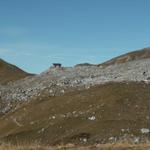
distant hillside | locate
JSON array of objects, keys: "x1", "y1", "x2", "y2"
[
  {"x1": 0, "y1": 58, "x2": 32, "y2": 84},
  {"x1": 100, "y1": 48, "x2": 150, "y2": 66}
]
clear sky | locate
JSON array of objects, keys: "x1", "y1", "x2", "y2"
[{"x1": 0, "y1": 0, "x2": 150, "y2": 73}]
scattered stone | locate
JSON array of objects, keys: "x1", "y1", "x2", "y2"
[
  {"x1": 88, "y1": 116, "x2": 96, "y2": 121},
  {"x1": 140, "y1": 128, "x2": 150, "y2": 134}
]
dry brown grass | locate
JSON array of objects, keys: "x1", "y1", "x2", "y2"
[
  {"x1": 100, "y1": 47, "x2": 150, "y2": 66},
  {"x1": 0, "y1": 143, "x2": 150, "y2": 150},
  {"x1": 1, "y1": 82, "x2": 150, "y2": 145}
]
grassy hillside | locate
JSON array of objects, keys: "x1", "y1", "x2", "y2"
[
  {"x1": 0, "y1": 59, "x2": 32, "y2": 84},
  {"x1": 0, "y1": 82, "x2": 150, "y2": 145}
]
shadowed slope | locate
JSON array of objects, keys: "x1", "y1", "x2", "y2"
[
  {"x1": 0, "y1": 59, "x2": 33, "y2": 84},
  {"x1": 0, "y1": 82, "x2": 150, "y2": 145}
]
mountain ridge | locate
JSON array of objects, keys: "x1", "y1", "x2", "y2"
[{"x1": 99, "y1": 47, "x2": 150, "y2": 66}]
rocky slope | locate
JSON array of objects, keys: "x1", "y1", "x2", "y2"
[
  {"x1": 1, "y1": 49, "x2": 150, "y2": 113},
  {"x1": 0, "y1": 58, "x2": 150, "y2": 113}
]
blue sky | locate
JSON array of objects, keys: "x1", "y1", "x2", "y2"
[{"x1": 0, "y1": 0, "x2": 150, "y2": 73}]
